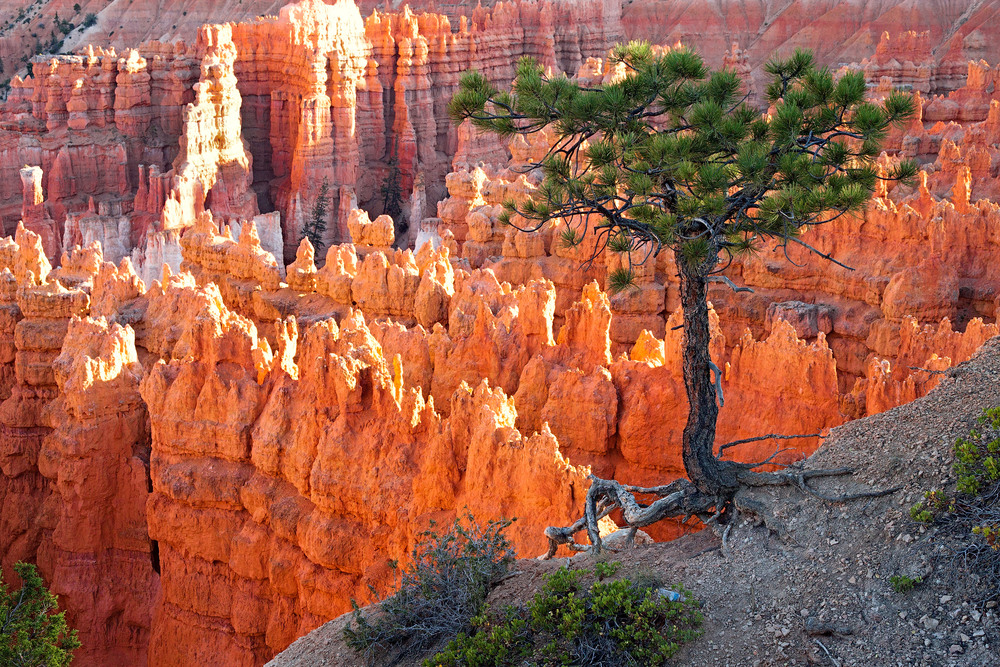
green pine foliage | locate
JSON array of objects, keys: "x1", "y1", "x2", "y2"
[
  {"x1": 426, "y1": 564, "x2": 702, "y2": 667},
  {"x1": 450, "y1": 43, "x2": 917, "y2": 290},
  {"x1": 304, "y1": 179, "x2": 331, "y2": 256},
  {"x1": 450, "y1": 42, "x2": 915, "y2": 512},
  {"x1": 0, "y1": 562, "x2": 80, "y2": 667}
]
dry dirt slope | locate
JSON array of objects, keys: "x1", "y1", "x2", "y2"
[{"x1": 269, "y1": 337, "x2": 1000, "y2": 667}]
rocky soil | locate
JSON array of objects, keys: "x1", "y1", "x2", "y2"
[{"x1": 270, "y1": 337, "x2": 1000, "y2": 667}]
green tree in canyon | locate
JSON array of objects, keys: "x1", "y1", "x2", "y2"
[
  {"x1": 1, "y1": 562, "x2": 79, "y2": 667},
  {"x1": 305, "y1": 178, "x2": 331, "y2": 256},
  {"x1": 450, "y1": 44, "x2": 916, "y2": 554}
]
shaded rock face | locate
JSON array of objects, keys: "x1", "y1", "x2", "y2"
[
  {"x1": 0, "y1": 2, "x2": 999, "y2": 666},
  {"x1": 0, "y1": 0, "x2": 624, "y2": 272},
  {"x1": 620, "y1": 1, "x2": 1000, "y2": 94}
]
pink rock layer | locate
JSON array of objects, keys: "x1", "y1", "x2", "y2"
[{"x1": 0, "y1": 2, "x2": 997, "y2": 667}]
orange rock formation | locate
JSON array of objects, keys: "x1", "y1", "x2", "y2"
[{"x1": 0, "y1": 2, "x2": 999, "y2": 667}]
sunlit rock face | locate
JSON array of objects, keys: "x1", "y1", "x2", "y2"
[{"x1": 1, "y1": 1, "x2": 1000, "y2": 665}]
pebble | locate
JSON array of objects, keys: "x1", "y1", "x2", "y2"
[
  {"x1": 949, "y1": 644, "x2": 963, "y2": 655},
  {"x1": 940, "y1": 595, "x2": 953, "y2": 604}
]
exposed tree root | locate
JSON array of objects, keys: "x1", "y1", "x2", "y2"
[{"x1": 540, "y1": 460, "x2": 902, "y2": 559}]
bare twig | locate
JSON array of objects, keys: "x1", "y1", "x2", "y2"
[
  {"x1": 718, "y1": 432, "x2": 823, "y2": 456},
  {"x1": 908, "y1": 366, "x2": 949, "y2": 375},
  {"x1": 785, "y1": 236, "x2": 856, "y2": 271},
  {"x1": 814, "y1": 638, "x2": 841, "y2": 667},
  {"x1": 709, "y1": 359, "x2": 724, "y2": 407},
  {"x1": 708, "y1": 275, "x2": 754, "y2": 293}
]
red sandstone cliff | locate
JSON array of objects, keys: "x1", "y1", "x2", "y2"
[
  {"x1": 621, "y1": 1, "x2": 1000, "y2": 95},
  {"x1": 0, "y1": 2, "x2": 998, "y2": 666}
]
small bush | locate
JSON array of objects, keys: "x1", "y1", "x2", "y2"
[
  {"x1": 890, "y1": 574, "x2": 922, "y2": 593},
  {"x1": 428, "y1": 564, "x2": 702, "y2": 667},
  {"x1": 954, "y1": 411, "x2": 1000, "y2": 495},
  {"x1": 911, "y1": 407, "x2": 1000, "y2": 601},
  {"x1": 343, "y1": 514, "x2": 516, "y2": 665},
  {"x1": 910, "y1": 490, "x2": 949, "y2": 523},
  {"x1": 81, "y1": 13, "x2": 97, "y2": 28},
  {"x1": 594, "y1": 560, "x2": 620, "y2": 580}
]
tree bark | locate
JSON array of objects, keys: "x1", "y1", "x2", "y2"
[{"x1": 678, "y1": 258, "x2": 738, "y2": 498}]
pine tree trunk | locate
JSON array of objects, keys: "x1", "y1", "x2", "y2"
[{"x1": 678, "y1": 259, "x2": 738, "y2": 498}]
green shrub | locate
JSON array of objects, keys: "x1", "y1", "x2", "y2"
[
  {"x1": 910, "y1": 407, "x2": 1000, "y2": 601},
  {"x1": 909, "y1": 490, "x2": 949, "y2": 523},
  {"x1": 81, "y1": 13, "x2": 97, "y2": 28},
  {"x1": 427, "y1": 564, "x2": 702, "y2": 667},
  {"x1": 954, "y1": 408, "x2": 1000, "y2": 495},
  {"x1": 343, "y1": 514, "x2": 516, "y2": 665},
  {"x1": 890, "y1": 575, "x2": 922, "y2": 593},
  {"x1": 0, "y1": 562, "x2": 80, "y2": 667},
  {"x1": 594, "y1": 560, "x2": 621, "y2": 580}
]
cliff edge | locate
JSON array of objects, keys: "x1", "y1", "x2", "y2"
[{"x1": 269, "y1": 337, "x2": 1000, "y2": 667}]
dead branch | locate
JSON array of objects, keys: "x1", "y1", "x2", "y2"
[
  {"x1": 814, "y1": 638, "x2": 841, "y2": 667},
  {"x1": 709, "y1": 359, "x2": 724, "y2": 407},
  {"x1": 805, "y1": 617, "x2": 853, "y2": 636},
  {"x1": 708, "y1": 275, "x2": 754, "y2": 293},
  {"x1": 908, "y1": 365, "x2": 949, "y2": 375},
  {"x1": 718, "y1": 432, "x2": 823, "y2": 456}
]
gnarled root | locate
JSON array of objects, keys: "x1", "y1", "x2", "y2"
[
  {"x1": 540, "y1": 463, "x2": 902, "y2": 559},
  {"x1": 736, "y1": 466, "x2": 903, "y2": 502},
  {"x1": 540, "y1": 476, "x2": 718, "y2": 559}
]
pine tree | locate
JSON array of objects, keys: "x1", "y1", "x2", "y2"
[
  {"x1": 451, "y1": 43, "x2": 917, "y2": 554},
  {"x1": 381, "y1": 146, "x2": 404, "y2": 223},
  {"x1": 0, "y1": 562, "x2": 80, "y2": 667},
  {"x1": 304, "y1": 178, "x2": 331, "y2": 256}
]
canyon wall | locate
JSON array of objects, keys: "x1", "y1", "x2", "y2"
[
  {"x1": 1, "y1": 139, "x2": 996, "y2": 665},
  {"x1": 0, "y1": 0, "x2": 623, "y2": 276},
  {"x1": 620, "y1": 0, "x2": 1000, "y2": 94},
  {"x1": 0, "y1": 211, "x2": 859, "y2": 666},
  {"x1": 0, "y1": 2, "x2": 998, "y2": 667}
]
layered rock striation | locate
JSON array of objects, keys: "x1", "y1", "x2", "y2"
[{"x1": 0, "y1": 2, "x2": 998, "y2": 667}]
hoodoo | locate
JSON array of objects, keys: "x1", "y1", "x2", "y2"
[{"x1": 0, "y1": 1, "x2": 998, "y2": 666}]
